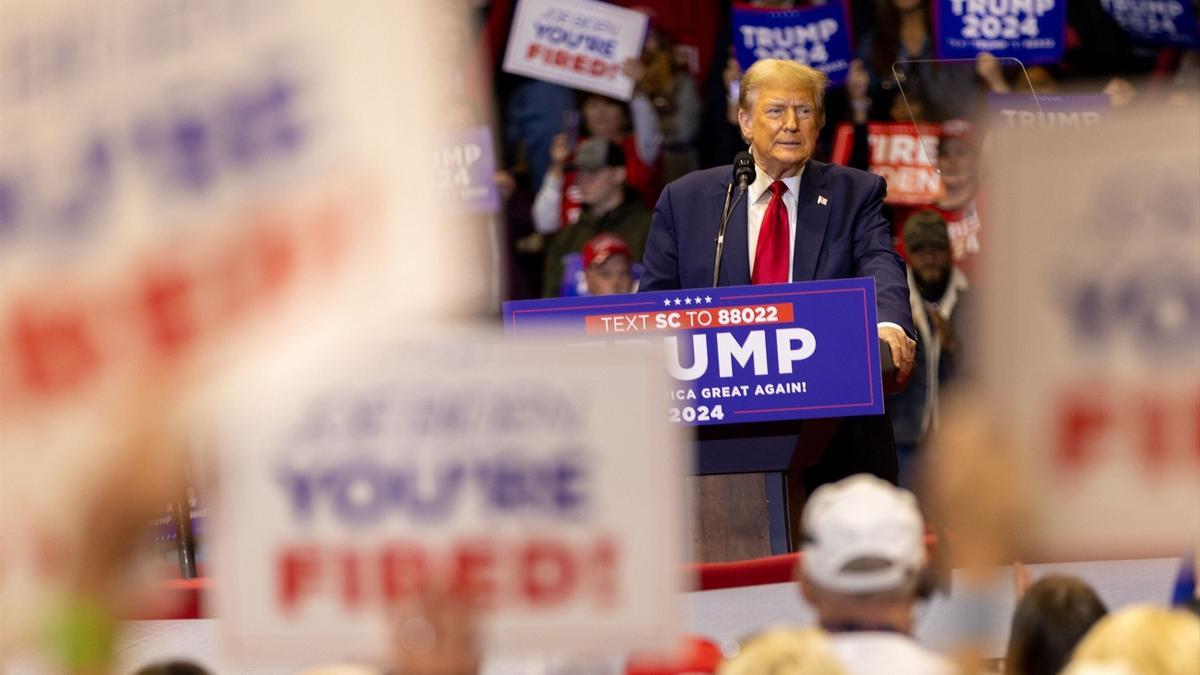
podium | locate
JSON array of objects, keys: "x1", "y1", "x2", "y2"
[
  {"x1": 691, "y1": 339, "x2": 901, "y2": 561},
  {"x1": 503, "y1": 278, "x2": 896, "y2": 562}
]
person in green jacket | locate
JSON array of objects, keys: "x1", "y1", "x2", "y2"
[{"x1": 542, "y1": 137, "x2": 651, "y2": 297}]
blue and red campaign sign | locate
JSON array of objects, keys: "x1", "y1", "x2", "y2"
[
  {"x1": 1100, "y1": 0, "x2": 1200, "y2": 48},
  {"x1": 502, "y1": 0, "x2": 649, "y2": 101},
  {"x1": 731, "y1": 2, "x2": 854, "y2": 87},
  {"x1": 504, "y1": 278, "x2": 885, "y2": 426},
  {"x1": 436, "y1": 126, "x2": 500, "y2": 214},
  {"x1": 934, "y1": 0, "x2": 1066, "y2": 64},
  {"x1": 988, "y1": 92, "x2": 1110, "y2": 130}
]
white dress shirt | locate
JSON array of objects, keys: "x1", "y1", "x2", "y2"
[{"x1": 745, "y1": 161, "x2": 905, "y2": 336}]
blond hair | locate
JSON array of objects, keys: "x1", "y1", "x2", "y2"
[
  {"x1": 718, "y1": 627, "x2": 847, "y2": 675},
  {"x1": 1062, "y1": 605, "x2": 1200, "y2": 675},
  {"x1": 738, "y1": 59, "x2": 829, "y2": 128}
]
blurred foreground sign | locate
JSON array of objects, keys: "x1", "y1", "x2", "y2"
[
  {"x1": 0, "y1": 0, "x2": 462, "y2": 647},
  {"x1": 0, "y1": 0, "x2": 456, "y2": 412},
  {"x1": 207, "y1": 330, "x2": 683, "y2": 662},
  {"x1": 982, "y1": 103, "x2": 1200, "y2": 557}
]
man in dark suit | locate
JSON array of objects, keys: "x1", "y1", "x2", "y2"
[{"x1": 641, "y1": 59, "x2": 916, "y2": 496}]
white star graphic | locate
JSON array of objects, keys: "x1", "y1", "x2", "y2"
[
  {"x1": 705, "y1": 296, "x2": 713, "y2": 304},
  {"x1": 694, "y1": 296, "x2": 703, "y2": 305},
  {"x1": 663, "y1": 299, "x2": 672, "y2": 307},
  {"x1": 674, "y1": 298, "x2": 682, "y2": 306},
  {"x1": 684, "y1": 297, "x2": 693, "y2": 305}
]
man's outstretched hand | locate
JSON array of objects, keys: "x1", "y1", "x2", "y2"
[{"x1": 879, "y1": 325, "x2": 916, "y2": 384}]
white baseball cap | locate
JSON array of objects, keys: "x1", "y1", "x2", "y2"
[{"x1": 800, "y1": 474, "x2": 926, "y2": 594}]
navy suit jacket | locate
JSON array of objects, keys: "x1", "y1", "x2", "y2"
[{"x1": 640, "y1": 161, "x2": 914, "y2": 336}]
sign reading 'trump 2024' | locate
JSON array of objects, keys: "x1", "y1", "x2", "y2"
[
  {"x1": 934, "y1": 0, "x2": 1066, "y2": 63},
  {"x1": 504, "y1": 278, "x2": 885, "y2": 426}
]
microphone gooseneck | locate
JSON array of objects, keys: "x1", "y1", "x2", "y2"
[{"x1": 713, "y1": 153, "x2": 756, "y2": 287}]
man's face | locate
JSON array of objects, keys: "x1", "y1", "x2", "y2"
[
  {"x1": 585, "y1": 255, "x2": 634, "y2": 296},
  {"x1": 937, "y1": 137, "x2": 978, "y2": 190},
  {"x1": 582, "y1": 97, "x2": 623, "y2": 139},
  {"x1": 738, "y1": 86, "x2": 820, "y2": 178},
  {"x1": 576, "y1": 166, "x2": 624, "y2": 206},
  {"x1": 890, "y1": 93, "x2": 926, "y2": 123},
  {"x1": 908, "y1": 244, "x2": 951, "y2": 290}
]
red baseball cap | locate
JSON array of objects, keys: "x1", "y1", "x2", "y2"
[
  {"x1": 583, "y1": 232, "x2": 633, "y2": 269},
  {"x1": 940, "y1": 118, "x2": 977, "y2": 148}
]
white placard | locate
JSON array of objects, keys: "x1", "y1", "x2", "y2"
[
  {"x1": 982, "y1": 102, "x2": 1200, "y2": 558},
  {"x1": 0, "y1": 0, "x2": 467, "y2": 648},
  {"x1": 502, "y1": 0, "x2": 648, "y2": 101},
  {"x1": 206, "y1": 329, "x2": 684, "y2": 663}
]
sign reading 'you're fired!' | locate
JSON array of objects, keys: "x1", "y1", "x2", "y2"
[
  {"x1": 504, "y1": 278, "x2": 885, "y2": 426},
  {"x1": 208, "y1": 332, "x2": 683, "y2": 662}
]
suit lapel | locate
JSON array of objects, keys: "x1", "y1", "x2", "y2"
[
  {"x1": 715, "y1": 180, "x2": 750, "y2": 286},
  {"x1": 793, "y1": 160, "x2": 832, "y2": 282}
]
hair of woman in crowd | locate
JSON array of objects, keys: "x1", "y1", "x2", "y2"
[
  {"x1": 1004, "y1": 575, "x2": 1108, "y2": 675},
  {"x1": 1063, "y1": 605, "x2": 1200, "y2": 675}
]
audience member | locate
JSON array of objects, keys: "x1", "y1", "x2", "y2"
[
  {"x1": 607, "y1": 0, "x2": 722, "y2": 87},
  {"x1": 932, "y1": 120, "x2": 981, "y2": 259},
  {"x1": 890, "y1": 119, "x2": 983, "y2": 276},
  {"x1": 718, "y1": 628, "x2": 846, "y2": 675},
  {"x1": 532, "y1": 91, "x2": 662, "y2": 237},
  {"x1": 541, "y1": 138, "x2": 651, "y2": 297},
  {"x1": 1004, "y1": 575, "x2": 1108, "y2": 675},
  {"x1": 798, "y1": 475, "x2": 957, "y2": 674},
  {"x1": 627, "y1": 25, "x2": 702, "y2": 183},
  {"x1": 1062, "y1": 605, "x2": 1200, "y2": 675},
  {"x1": 494, "y1": 169, "x2": 544, "y2": 301},
  {"x1": 1062, "y1": 0, "x2": 1160, "y2": 79},
  {"x1": 976, "y1": 52, "x2": 1012, "y2": 94},
  {"x1": 858, "y1": 0, "x2": 976, "y2": 121},
  {"x1": 582, "y1": 232, "x2": 636, "y2": 296},
  {"x1": 888, "y1": 210, "x2": 970, "y2": 490},
  {"x1": 504, "y1": 79, "x2": 579, "y2": 192},
  {"x1": 842, "y1": 58, "x2": 932, "y2": 173}
]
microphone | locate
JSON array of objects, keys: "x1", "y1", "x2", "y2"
[
  {"x1": 713, "y1": 152, "x2": 756, "y2": 287},
  {"x1": 733, "y1": 151, "x2": 756, "y2": 192}
]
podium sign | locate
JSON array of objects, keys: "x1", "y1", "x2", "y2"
[{"x1": 504, "y1": 278, "x2": 884, "y2": 426}]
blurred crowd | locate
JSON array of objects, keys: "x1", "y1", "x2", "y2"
[{"x1": 479, "y1": 0, "x2": 1199, "y2": 303}]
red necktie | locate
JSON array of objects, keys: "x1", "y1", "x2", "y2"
[{"x1": 751, "y1": 180, "x2": 790, "y2": 284}]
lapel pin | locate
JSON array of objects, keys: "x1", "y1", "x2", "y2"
[{"x1": 817, "y1": 195, "x2": 828, "y2": 206}]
